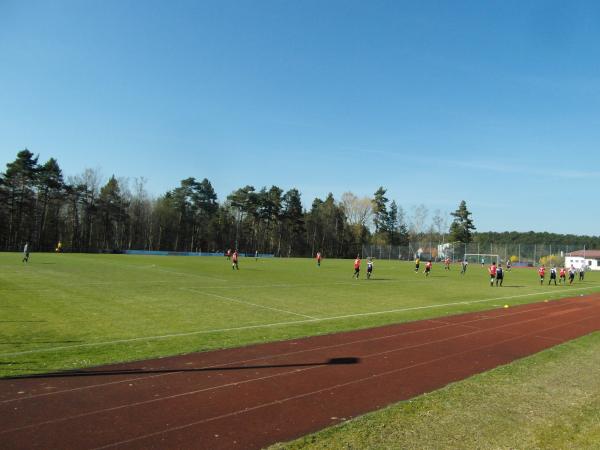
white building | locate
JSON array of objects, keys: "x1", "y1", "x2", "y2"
[{"x1": 565, "y1": 250, "x2": 600, "y2": 271}]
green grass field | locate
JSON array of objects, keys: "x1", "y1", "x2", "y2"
[
  {"x1": 3, "y1": 252, "x2": 600, "y2": 448},
  {"x1": 2, "y1": 252, "x2": 599, "y2": 378}
]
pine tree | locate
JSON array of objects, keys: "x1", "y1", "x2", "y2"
[
  {"x1": 372, "y1": 187, "x2": 389, "y2": 234},
  {"x1": 449, "y1": 200, "x2": 476, "y2": 243}
]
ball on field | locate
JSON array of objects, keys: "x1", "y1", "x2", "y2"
[{"x1": 503, "y1": 304, "x2": 509, "y2": 308}]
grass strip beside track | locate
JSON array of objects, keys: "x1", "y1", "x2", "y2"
[{"x1": 270, "y1": 330, "x2": 600, "y2": 450}]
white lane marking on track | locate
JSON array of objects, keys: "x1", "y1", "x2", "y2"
[
  {"x1": 31, "y1": 309, "x2": 600, "y2": 449},
  {"x1": 1, "y1": 285, "x2": 599, "y2": 357},
  {"x1": 0, "y1": 303, "x2": 584, "y2": 404},
  {"x1": 3, "y1": 301, "x2": 591, "y2": 435},
  {"x1": 183, "y1": 289, "x2": 318, "y2": 320}
]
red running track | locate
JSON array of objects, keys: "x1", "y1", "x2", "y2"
[{"x1": 2, "y1": 294, "x2": 600, "y2": 450}]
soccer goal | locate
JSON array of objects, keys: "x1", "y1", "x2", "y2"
[{"x1": 464, "y1": 253, "x2": 499, "y2": 265}]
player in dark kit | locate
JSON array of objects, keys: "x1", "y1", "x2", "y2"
[
  {"x1": 366, "y1": 258, "x2": 373, "y2": 279},
  {"x1": 549, "y1": 267, "x2": 557, "y2": 285},
  {"x1": 495, "y1": 263, "x2": 504, "y2": 286},
  {"x1": 22, "y1": 242, "x2": 30, "y2": 263}
]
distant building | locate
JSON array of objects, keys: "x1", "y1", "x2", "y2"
[{"x1": 565, "y1": 250, "x2": 600, "y2": 271}]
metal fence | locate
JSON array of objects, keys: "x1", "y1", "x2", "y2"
[{"x1": 362, "y1": 242, "x2": 590, "y2": 266}]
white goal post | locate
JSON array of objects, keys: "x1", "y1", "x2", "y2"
[{"x1": 464, "y1": 253, "x2": 500, "y2": 265}]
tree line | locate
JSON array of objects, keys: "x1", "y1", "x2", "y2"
[{"x1": 1, "y1": 150, "x2": 597, "y2": 256}]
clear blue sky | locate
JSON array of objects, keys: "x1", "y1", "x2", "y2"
[{"x1": 1, "y1": 0, "x2": 599, "y2": 235}]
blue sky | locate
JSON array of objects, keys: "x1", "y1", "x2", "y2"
[{"x1": 1, "y1": 0, "x2": 599, "y2": 235}]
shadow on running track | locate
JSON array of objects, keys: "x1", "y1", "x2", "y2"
[{"x1": 5, "y1": 357, "x2": 361, "y2": 380}]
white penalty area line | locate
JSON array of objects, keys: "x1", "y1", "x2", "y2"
[
  {"x1": 182, "y1": 288, "x2": 318, "y2": 320},
  {"x1": 2, "y1": 285, "x2": 599, "y2": 358}
]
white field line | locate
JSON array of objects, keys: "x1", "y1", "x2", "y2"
[
  {"x1": 150, "y1": 267, "x2": 228, "y2": 283},
  {"x1": 7, "y1": 280, "x2": 600, "y2": 294},
  {"x1": 0, "y1": 278, "x2": 427, "y2": 292},
  {"x1": 78, "y1": 256, "x2": 229, "y2": 283},
  {"x1": 184, "y1": 288, "x2": 318, "y2": 320},
  {"x1": 1, "y1": 285, "x2": 599, "y2": 357}
]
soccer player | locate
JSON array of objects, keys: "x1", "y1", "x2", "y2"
[
  {"x1": 549, "y1": 266, "x2": 557, "y2": 286},
  {"x1": 569, "y1": 266, "x2": 576, "y2": 285},
  {"x1": 353, "y1": 255, "x2": 361, "y2": 279},
  {"x1": 495, "y1": 263, "x2": 504, "y2": 286},
  {"x1": 506, "y1": 259, "x2": 512, "y2": 271},
  {"x1": 444, "y1": 257, "x2": 450, "y2": 270},
  {"x1": 460, "y1": 259, "x2": 468, "y2": 275},
  {"x1": 232, "y1": 250, "x2": 239, "y2": 270},
  {"x1": 414, "y1": 257, "x2": 420, "y2": 273},
  {"x1": 488, "y1": 262, "x2": 497, "y2": 287},
  {"x1": 579, "y1": 265, "x2": 585, "y2": 281},
  {"x1": 316, "y1": 251, "x2": 322, "y2": 267},
  {"x1": 366, "y1": 258, "x2": 373, "y2": 279},
  {"x1": 22, "y1": 242, "x2": 29, "y2": 263},
  {"x1": 55, "y1": 240, "x2": 62, "y2": 253},
  {"x1": 255, "y1": 250, "x2": 259, "y2": 261},
  {"x1": 226, "y1": 249, "x2": 231, "y2": 260},
  {"x1": 559, "y1": 267, "x2": 566, "y2": 284},
  {"x1": 538, "y1": 265, "x2": 545, "y2": 285},
  {"x1": 424, "y1": 260, "x2": 432, "y2": 277},
  {"x1": 481, "y1": 257, "x2": 485, "y2": 267}
]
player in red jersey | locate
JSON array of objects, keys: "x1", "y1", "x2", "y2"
[
  {"x1": 559, "y1": 267, "x2": 566, "y2": 284},
  {"x1": 316, "y1": 251, "x2": 322, "y2": 267},
  {"x1": 353, "y1": 256, "x2": 361, "y2": 279},
  {"x1": 538, "y1": 265, "x2": 545, "y2": 285},
  {"x1": 488, "y1": 262, "x2": 497, "y2": 287},
  {"x1": 424, "y1": 260, "x2": 432, "y2": 277},
  {"x1": 444, "y1": 257, "x2": 450, "y2": 270},
  {"x1": 232, "y1": 250, "x2": 239, "y2": 270}
]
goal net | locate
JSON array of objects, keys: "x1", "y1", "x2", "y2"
[{"x1": 464, "y1": 253, "x2": 499, "y2": 265}]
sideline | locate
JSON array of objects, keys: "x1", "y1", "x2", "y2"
[
  {"x1": 183, "y1": 288, "x2": 318, "y2": 320},
  {"x1": 1, "y1": 285, "x2": 599, "y2": 357}
]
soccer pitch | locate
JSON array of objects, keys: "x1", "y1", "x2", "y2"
[{"x1": 1, "y1": 253, "x2": 600, "y2": 378}]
